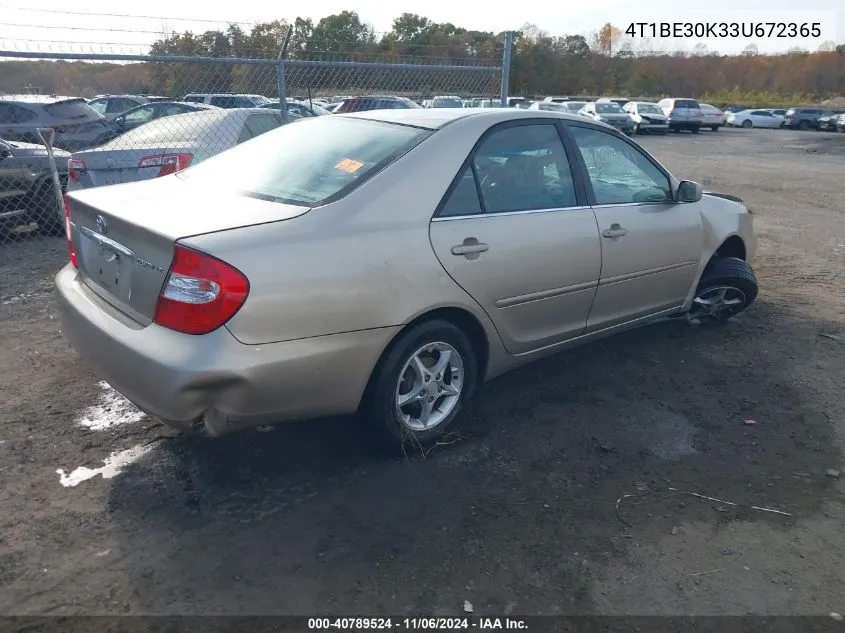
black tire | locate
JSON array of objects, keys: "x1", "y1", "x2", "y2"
[
  {"x1": 711, "y1": 125, "x2": 719, "y2": 131},
  {"x1": 363, "y1": 319, "x2": 479, "y2": 449},
  {"x1": 27, "y1": 183, "x2": 64, "y2": 236},
  {"x1": 798, "y1": 120, "x2": 809, "y2": 131},
  {"x1": 691, "y1": 257, "x2": 758, "y2": 325},
  {"x1": 691, "y1": 126, "x2": 700, "y2": 134},
  {"x1": 741, "y1": 119, "x2": 752, "y2": 128}
]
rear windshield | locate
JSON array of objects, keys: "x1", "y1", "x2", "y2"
[
  {"x1": 596, "y1": 103, "x2": 624, "y2": 113},
  {"x1": 637, "y1": 104, "x2": 663, "y2": 114},
  {"x1": 673, "y1": 100, "x2": 699, "y2": 109},
  {"x1": 178, "y1": 116, "x2": 431, "y2": 207},
  {"x1": 431, "y1": 97, "x2": 463, "y2": 108},
  {"x1": 44, "y1": 99, "x2": 99, "y2": 120},
  {"x1": 102, "y1": 111, "x2": 233, "y2": 146}
]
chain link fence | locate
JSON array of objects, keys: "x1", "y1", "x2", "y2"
[{"x1": 0, "y1": 44, "x2": 509, "y2": 247}]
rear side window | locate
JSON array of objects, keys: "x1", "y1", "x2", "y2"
[
  {"x1": 440, "y1": 167, "x2": 483, "y2": 217},
  {"x1": 243, "y1": 113, "x2": 282, "y2": 139},
  {"x1": 0, "y1": 103, "x2": 37, "y2": 123},
  {"x1": 44, "y1": 99, "x2": 98, "y2": 120},
  {"x1": 178, "y1": 116, "x2": 431, "y2": 207}
]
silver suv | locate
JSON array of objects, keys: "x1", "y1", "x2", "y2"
[
  {"x1": 657, "y1": 98, "x2": 704, "y2": 133},
  {"x1": 0, "y1": 96, "x2": 113, "y2": 151},
  {"x1": 182, "y1": 93, "x2": 272, "y2": 108}
]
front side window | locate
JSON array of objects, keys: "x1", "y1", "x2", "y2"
[
  {"x1": 124, "y1": 106, "x2": 155, "y2": 125},
  {"x1": 178, "y1": 116, "x2": 431, "y2": 207},
  {"x1": 471, "y1": 124, "x2": 578, "y2": 214},
  {"x1": 569, "y1": 125, "x2": 672, "y2": 205}
]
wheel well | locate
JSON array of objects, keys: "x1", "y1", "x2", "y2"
[
  {"x1": 714, "y1": 236, "x2": 746, "y2": 261},
  {"x1": 400, "y1": 307, "x2": 490, "y2": 380}
]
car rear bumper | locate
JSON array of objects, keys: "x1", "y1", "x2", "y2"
[
  {"x1": 668, "y1": 120, "x2": 700, "y2": 130},
  {"x1": 56, "y1": 264, "x2": 397, "y2": 434}
]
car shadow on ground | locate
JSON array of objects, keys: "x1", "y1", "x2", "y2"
[{"x1": 105, "y1": 298, "x2": 842, "y2": 615}]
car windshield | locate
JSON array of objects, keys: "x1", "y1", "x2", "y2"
[
  {"x1": 596, "y1": 103, "x2": 624, "y2": 113},
  {"x1": 178, "y1": 116, "x2": 431, "y2": 207},
  {"x1": 637, "y1": 104, "x2": 663, "y2": 114}
]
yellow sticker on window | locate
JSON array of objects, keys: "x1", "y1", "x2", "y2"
[{"x1": 335, "y1": 158, "x2": 365, "y2": 174}]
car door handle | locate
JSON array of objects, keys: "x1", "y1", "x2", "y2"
[
  {"x1": 451, "y1": 238, "x2": 489, "y2": 259},
  {"x1": 602, "y1": 224, "x2": 628, "y2": 239}
]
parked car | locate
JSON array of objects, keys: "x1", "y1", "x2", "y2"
[
  {"x1": 323, "y1": 103, "x2": 341, "y2": 113},
  {"x1": 334, "y1": 95, "x2": 421, "y2": 113},
  {"x1": 579, "y1": 101, "x2": 634, "y2": 134},
  {"x1": 726, "y1": 109, "x2": 783, "y2": 128},
  {"x1": 815, "y1": 111, "x2": 844, "y2": 131},
  {"x1": 507, "y1": 97, "x2": 530, "y2": 108},
  {"x1": 259, "y1": 100, "x2": 331, "y2": 118},
  {"x1": 835, "y1": 113, "x2": 845, "y2": 133},
  {"x1": 0, "y1": 95, "x2": 113, "y2": 151},
  {"x1": 429, "y1": 96, "x2": 464, "y2": 108},
  {"x1": 66, "y1": 108, "x2": 285, "y2": 194},
  {"x1": 782, "y1": 108, "x2": 827, "y2": 130},
  {"x1": 622, "y1": 101, "x2": 669, "y2": 134},
  {"x1": 111, "y1": 101, "x2": 218, "y2": 136},
  {"x1": 56, "y1": 108, "x2": 758, "y2": 445},
  {"x1": 0, "y1": 137, "x2": 68, "y2": 234},
  {"x1": 87, "y1": 95, "x2": 169, "y2": 120},
  {"x1": 657, "y1": 98, "x2": 703, "y2": 133},
  {"x1": 182, "y1": 93, "x2": 272, "y2": 108},
  {"x1": 698, "y1": 103, "x2": 725, "y2": 131},
  {"x1": 473, "y1": 99, "x2": 505, "y2": 108}
]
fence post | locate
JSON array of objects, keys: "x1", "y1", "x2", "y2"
[
  {"x1": 277, "y1": 27, "x2": 293, "y2": 121},
  {"x1": 500, "y1": 31, "x2": 514, "y2": 106}
]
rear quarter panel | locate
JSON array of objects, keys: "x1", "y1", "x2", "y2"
[{"x1": 182, "y1": 115, "x2": 505, "y2": 350}]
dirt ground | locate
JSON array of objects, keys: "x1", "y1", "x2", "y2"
[{"x1": 1, "y1": 127, "x2": 844, "y2": 618}]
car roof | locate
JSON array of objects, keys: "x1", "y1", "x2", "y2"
[
  {"x1": 0, "y1": 95, "x2": 84, "y2": 104},
  {"x1": 339, "y1": 108, "x2": 603, "y2": 130}
]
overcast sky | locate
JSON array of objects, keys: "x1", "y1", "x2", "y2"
[{"x1": 0, "y1": 0, "x2": 842, "y2": 55}]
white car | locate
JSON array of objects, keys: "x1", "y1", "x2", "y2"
[
  {"x1": 622, "y1": 102, "x2": 669, "y2": 134},
  {"x1": 699, "y1": 103, "x2": 726, "y2": 131},
  {"x1": 726, "y1": 109, "x2": 784, "y2": 128},
  {"x1": 528, "y1": 101, "x2": 587, "y2": 116}
]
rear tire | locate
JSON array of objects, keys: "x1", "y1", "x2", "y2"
[
  {"x1": 691, "y1": 126, "x2": 700, "y2": 134},
  {"x1": 689, "y1": 257, "x2": 758, "y2": 325},
  {"x1": 27, "y1": 183, "x2": 64, "y2": 236},
  {"x1": 798, "y1": 120, "x2": 809, "y2": 131},
  {"x1": 363, "y1": 319, "x2": 478, "y2": 450},
  {"x1": 711, "y1": 125, "x2": 719, "y2": 131}
]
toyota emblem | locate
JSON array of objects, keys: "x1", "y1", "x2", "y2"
[{"x1": 96, "y1": 215, "x2": 108, "y2": 234}]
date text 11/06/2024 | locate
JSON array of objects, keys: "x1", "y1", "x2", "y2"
[
  {"x1": 308, "y1": 617, "x2": 528, "y2": 630},
  {"x1": 625, "y1": 22, "x2": 822, "y2": 38}
]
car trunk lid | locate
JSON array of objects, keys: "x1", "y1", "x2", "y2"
[
  {"x1": 67, "y1": 175, "x2": 310, "y2": 324},
  {"x1": 73, "y1": 144, "x2": 198, "y2": 188}
]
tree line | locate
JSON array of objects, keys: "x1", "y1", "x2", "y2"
[{"x1": 2, "y1": 12, "x2": 844, "y2": 106}]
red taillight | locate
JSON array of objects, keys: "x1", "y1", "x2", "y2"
[
  {"x1": 153, "y1": 245, "x2": 249, "y2": 335},
  {"x1": 138, "y1": 153, "x2": 193, "y2": 178},
  {"x1": 64, "y1": 195, "x2": 78, "y2": 268},
  {"x1": 68, "y1": 158, "x2": 86, "y2": 182}
]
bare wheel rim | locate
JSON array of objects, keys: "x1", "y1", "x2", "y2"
[
  {"x1": 395, "y1": 342, "x2": 464, "y2": 432},
  {"x1": 691, "y1": 285, "x2": 747, "y2": 320}
]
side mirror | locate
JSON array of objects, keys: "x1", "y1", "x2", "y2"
[{"x1": 677, "y1": 180, "x2": 703, "y2": 203}]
